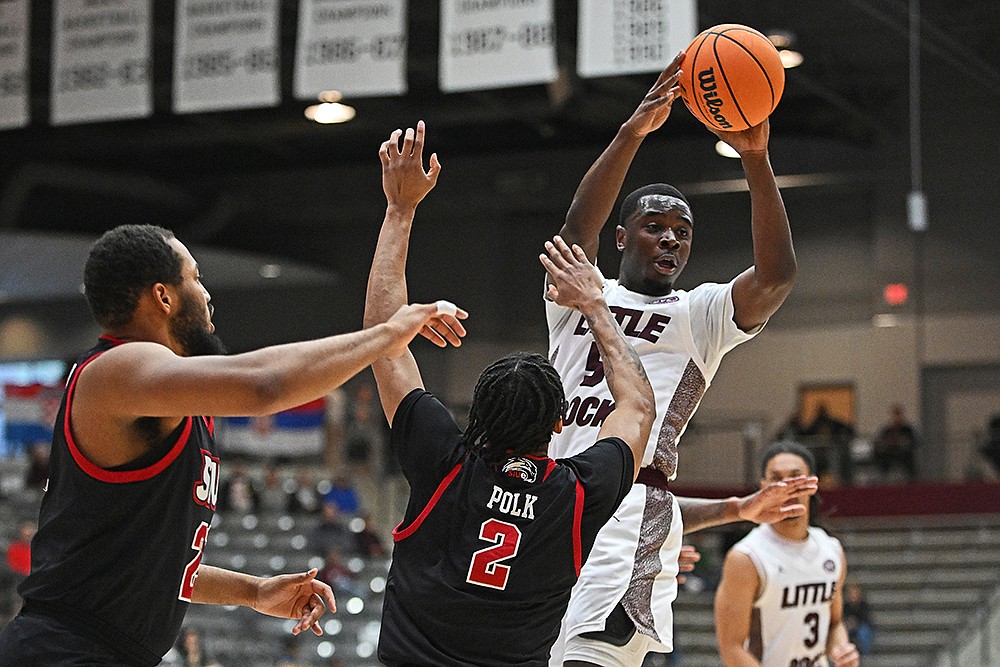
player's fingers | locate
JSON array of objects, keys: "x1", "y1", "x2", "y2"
[
  {"x1": 401, "y1": 127, "x2": 415, "y2": 157},
  {"x1": 440, "y1": 313, "x2": 468, "y2": 336},
  {"x1": 414, "y1": 120, "x2": 426, "y2": 159},
  {"x1": 543, "y1": 241, "x2": 570, "y2": 270},
  {"x1": 379, "y1": 141, "x2": 391, "y2": 165},
  {"x1": 552, "y1": 235, "x2": 576, "y2": 261},
  {"x1": 780, "y1": 503, "x2": 807, "y2": 517},
  {"x1": 429, "y1": 320, "x2": 463, "y2": 347},
  {"x1": 420, "y1": 325, "x2": 448, "y2": 347},
  {"x1": 389, "y1": 129, "x2": 402, "y2": 157},
  {"x1": 428, "y1": 153, "x2": 442, "y2": 184},
  {"x1": 652, "y1": 51, "x2": 684, "y2": 89},
  {"x1": 570, "y1": 243, "x2": 589, "y2": 264}
]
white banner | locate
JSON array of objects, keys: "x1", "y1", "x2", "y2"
[
  {"x1": 578, "y1": 0, "x2": 697, "y2": 78},
  {"x1": 50, "y1": 0, "x2": 152, "y2": 125},
  {"x1": 174, "y1": 0, "x2": 280, "y2": 113},
  {"x1": 295, "y1": 0, "x2": 407, "y2": 99},
  {"x1": 440, "y1": 0, "x2": 556, "y2": 93},
  {"x1": 0, "y1": 0, "x2": 29, "y2": 130}
]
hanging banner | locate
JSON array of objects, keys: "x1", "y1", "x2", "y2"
[
  {"x1": 439, "y1": 0, "x2": 556, "y2": 93},
  {"x1": 174, "y1": 0, "x2": 280, "y2": 113},
  {"x1": 220, "y1": 398, "x2": 326, "y2": 458},
  {"x1": 2, "y1": 384, "x2": 61, "y2": 448},
  {"x1": 50, "y1": 0, "x2": 152, "y2": 125},
  {"x1": 578, "y1": 0, "x2": 696, "y2": 78},
  {"x1": 295, "y1": 0, "x2": 407, "y2": 99},
  {"x1": 0, "y1": 0, "x2": 29, "y2": 130}
]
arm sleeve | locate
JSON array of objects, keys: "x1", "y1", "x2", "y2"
[
  {"x1": 688, "y1": 278, "x2": 763, "y2": 369},
  {"x1": 560, "y1": 437, "x2": 634, "y2": 526},
  {"x1": 389, "y1": 389, "x2": 464, "y2": 489}
]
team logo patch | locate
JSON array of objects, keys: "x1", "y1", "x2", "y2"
[
  {"x1": 502, "y1": 457, "x2": 538, "y2": 483},
  {"x1": 823, "y1": 559, "x2": 836, "y2": 572},
  {"x1": 650, "y1": 296, "x2": 679, "y2": 305}
]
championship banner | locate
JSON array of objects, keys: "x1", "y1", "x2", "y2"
[
  {"x1": 2, "y1": 384, "x2": 61, "y2": 449},
  {"x1": 577, "y1": 0, "x2": 696, "y2": 78},
  {"x1": 50, "y1": 0, "x2": 152, "y2": 125},
  {"x1": 439, "y1": 0, "x2": 556, "y2": 93},
  {"x1": 220, "y1": 398, "x2": 326, "y2": 458},
  {"x1": 173, "y1": 0, "x2": 280, "y2": 113},
  {"x1": 295, "y1": 0, "x2": 407, "y2": 99},
  {"x1": 0, "y1": 0, "x2": 29, "y2": 130}
]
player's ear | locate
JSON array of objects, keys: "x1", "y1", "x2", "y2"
[
  {"x1": 615, "y1": 225, "x2": 627, "y2": 251},
  {"x1": 151, "y1": 283, "x2": 173, "y2": 314},
  {"x1": 553, "y1": 418, "x2": 563, "y2": 434}
]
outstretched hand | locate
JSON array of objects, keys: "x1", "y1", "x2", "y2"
[
  {"x1": 252, "y1": 568, "x2": 337, "y2": 636},
  {"x1": 380, "y1": 120, "x2": 441, "y2": 211},
  {"x1": 677, "y1": 544, "x2": 702, "y2": 584},
  {"x1": 623, "y1": 50, "x2": 686, "y2": 139},
  {"x1": 385, "y1": 301, "x2": 468, "y2": 356},
  {"x1": 736, "y1": 474, "x2": 819, "y2": 524},
  {"x1": 711, "y1": 118, "x2": 770, "y2": 157},
  {"x1": 830, "y1": 641, "x2": 861, "y2": 667},
  {"x1": 540, "y1": 236, "x2": 605, "y2": 314}
]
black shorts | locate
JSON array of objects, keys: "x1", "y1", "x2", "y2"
[
  {"x1": 0, "y1": 610, "x2": 133, "y2": 667},
  {"x1": 579, "y1": 601, "x2": 637, "y2": 647}
]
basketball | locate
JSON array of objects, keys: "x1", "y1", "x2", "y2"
[{"x1": 679, "y1": 24, "x2": 785, "y2": 132}]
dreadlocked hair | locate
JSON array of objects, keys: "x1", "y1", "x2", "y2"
[{"x1": 463, "y1": 352, "x2": 566, "y2": 465}]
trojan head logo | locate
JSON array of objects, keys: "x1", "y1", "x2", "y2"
[
  {"x1": 502, "y1": 457, "x2": 538, "y2": 483},
  {"x1": 698, "y1": 68, "x2": 733, "y2": 129},
  {"x1": 823, "y1": 559, "x2": 836, "y2": 572}
]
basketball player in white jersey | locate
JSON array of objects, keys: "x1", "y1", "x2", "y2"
[
  {"x1": 546, "y1": 51, "x2": 803, "y2": 666},
  {"x1": 715, "y1": 443, "x2": 860, "y2": 667}
]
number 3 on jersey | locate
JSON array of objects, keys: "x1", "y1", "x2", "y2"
[
  {"x1": 178, "y1": 521, "x2": 210, "y2": 602},
  {"x1": 466, "y1": 518, "x2": 522, "y2": 590}
]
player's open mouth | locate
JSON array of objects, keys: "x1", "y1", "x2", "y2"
[{"x1": 654, "y1": 255, "x2": 677, "y2": 274}]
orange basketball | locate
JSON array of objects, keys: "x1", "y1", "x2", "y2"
[{"x1": 679, "y1": 24, "x2": 785, "y2": 132}]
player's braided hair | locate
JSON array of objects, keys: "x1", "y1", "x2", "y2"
[
  {"x1": 619, "y1": 183, "x2": 691, "y2": 228},
  {"x1": 84, "y1": 225, "x2": 183, "y2": 329},
  {"x1": 463, "y1": 352, "x2": 566, "y2": 464}
]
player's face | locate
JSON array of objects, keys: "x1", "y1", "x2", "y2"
[
  {"x1": 762, "y1": 452, "x2": 811, "y2": 519},
  {"x1": 616, "y1": 195, "x2": 693, "y2": 296},
  {"x1": 168, "y1": 239, "x2": 227, "y2": 357}
]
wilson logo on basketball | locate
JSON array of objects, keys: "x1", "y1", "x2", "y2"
[{"x1": 698, "y1": 68, "x2": 733, "y2": 129}]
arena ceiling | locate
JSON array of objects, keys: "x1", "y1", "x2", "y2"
[{"x1": 1, "y1": 0, "x2": 998, "y2": 314}]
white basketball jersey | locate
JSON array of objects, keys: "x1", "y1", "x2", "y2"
[
  {"x1": 545, "y1": 273, "x2": 758, "y2": 477},
  {"x1": 733, "y1": 524, "x2": 844, "y2": 667}
]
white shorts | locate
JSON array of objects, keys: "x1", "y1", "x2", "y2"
[
  {"x1": 549, "y1": 486, "x2": 683, "y2": 666},
  {"x1": 561, "y1": 628, "x2": 660, "y2": 666}
]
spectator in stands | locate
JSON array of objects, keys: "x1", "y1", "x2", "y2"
[
  {"x1": 285, "y1": 469, "x2": 322, "y2": 514},
  {"x1": 979, "y1": 414, "x2": 1000, "y2": 477},
  {"x1": 217, "y1": 462, "x2": 259, "y2": 514},
  {"x1": 873, "y1": 405, "x2": 918, "y2": 482},
  {"x1": 24, "y1": 441, "x2": 50, "y2": 489},
  {"x1": 317, "y1": 548, "x2": 364, "y2": 600},
  {"x1": 322, "y1": 474, "x2": 360, "y2": 515},
  {"x1": 308, "y1": 502, "x2": 355, "y2": 556},
  {"x1": 344, "y1": 384, "x2": 381, "y2": 475},
  {"x1": 159, "y1": 626, "x2": 222, "y2": 667},
  {"x1": 352, "y1": 513, "x2": 387, "y2": 558},
  {"x1": 5, "y1": 520, "x2": 35, "y2": 578},
  {"x1": 842, "y1": 581, "x2": 875, "y2": 655},
  {"x1": 258, "y1": 464, "x2": 287, "y2": 513},
  {"x1": 803, "y1": 404, "x2": 855, "y2": 485}
]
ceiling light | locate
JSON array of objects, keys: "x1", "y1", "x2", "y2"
[
  {"x1": 318, "y1": 90, "x2": 342, "y2": 103},
  {"x1": 715, "y1": 141, "x2": 740, "y2": 159},
  {"x1": 766, "y1": 30, "x2": 793, "y2": 49},
  {"x1": 305, "y1": 102, "x2": 356, "y2": 124},
  {"x1": 779, "y1": 49, "x2": 804, "y2": 69},
  {"x1": 259, "y1": 263, "x2": 282, "y2": 279},
  {"x1": 873, "y1": 314, "x2": 900, "y2": 328}
]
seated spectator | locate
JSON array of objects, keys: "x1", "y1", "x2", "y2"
[
  {"x1": 322, "y1": 475, "x2": 360, "y2": 515},
  {"x1": 285, "y1": 469, "x2": 322, "y2": 515},
  {"x1": 308, "y1": 502, "x2": 355, "y2": 556},
  {"x1": 842, "y1": 581, "x2": 875, "y2": 655},
  {"x1": 159, "y1": 626, "x2": 222, "y2": 667},
  {"x1": 257, "y1": 464, "x2": 287, "y2": 513},
  {"x1": 802, "y1": 405, "x2": 855, "y2": 485},
  {"x1": 6, "y1": 520, "x2": 35, "y2": 578},
  {"x1": 979, "y1": 415, "x2": 1000, "y2": 476},
  {"x1": 873, "y1": 405, "x2": 918, "y2": 482},
  {"x1": 352, "y1": 513, "x2": 387, "y2": 558},
  {"x1": 217, "y1": 462, "x2": 259, "y2": 514}
]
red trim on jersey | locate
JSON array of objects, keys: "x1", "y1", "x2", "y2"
[
  {"x1": 64, "y1": 353, "x2": 193, "y2": 484},
  {"x1": 542, "y1": 458, "x2": 558, "y2": 482},
  {"x1": 393, "y1": 462, "x2": 464, "y2": 542},
  {"x1": 203, "y1": 416, "x2": 215, "y2": 435},
  {"x1": 572, "y1": 479, "x2": 585, "y2": 576},
  {"x1": 98, "y1": 334, "x2": 126, "y2": 345}
]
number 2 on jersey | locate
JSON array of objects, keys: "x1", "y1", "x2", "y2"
[
  {"x1": 178, "y1": 521, "x2": 210, "y2": 602},
  {"x1": 466, "y1": 518, "x2": 522, "y2": 590}
]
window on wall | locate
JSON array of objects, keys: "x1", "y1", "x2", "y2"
[{"x1": 0, "y1": 361, "x2": 68, "y2": 457}]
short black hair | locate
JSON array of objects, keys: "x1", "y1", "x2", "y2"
[
  {"x1": 759, "y1": 441, "x2": 816, "y2": 478},
  {"x1": 83, "y1": 225, "x2": 183, "y2": 329},
  {"x1": 463, "y1": 352, "x2": 566, "y2": 464},
  {"x1": 619, "y1": 183, "x2": 691, "y2": 229}
]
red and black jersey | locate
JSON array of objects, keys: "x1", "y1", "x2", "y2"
[
  {"x1": 378, "y1": 390, "x2": 633, "y2": 667},
  {"x1": 19, "y1": 336, "x2": 220, "y2": 666}
]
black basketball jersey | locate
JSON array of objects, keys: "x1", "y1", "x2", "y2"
[
  {"x1": 19, "y1": 336, "x2": 220, "y2": 666},
  {"x1": 378, "y1": 390, "x2": 633, "y2": 667}
]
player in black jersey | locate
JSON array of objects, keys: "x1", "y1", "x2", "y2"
[
  {"x1": 0, "y1": 224, "x2": 467, "y2": 666},
  {"x1": 364, "y1": 122, "x2": 656, "y2": 667}
]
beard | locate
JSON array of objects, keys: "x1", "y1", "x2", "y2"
[{"x1": 171, "y1": 295, "x2": 228, "y2": 357}]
